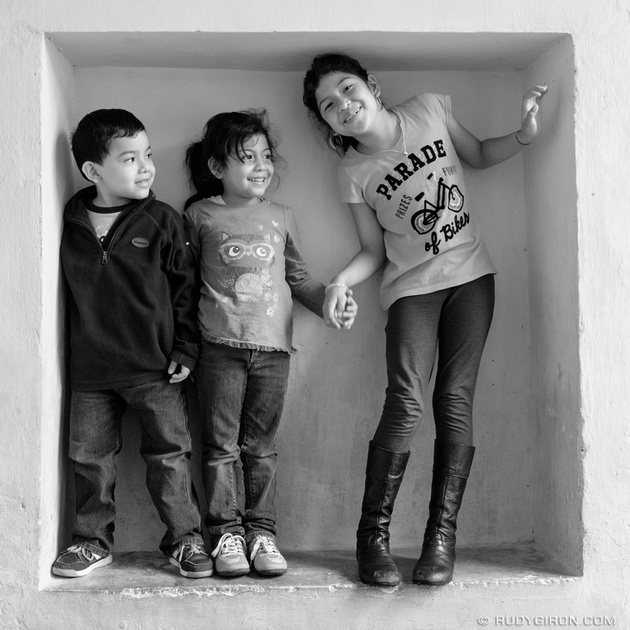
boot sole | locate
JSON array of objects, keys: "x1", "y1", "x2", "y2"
[
  {"x1": 412, "y1": 577, "x2": 452, "y2": 586},
  {"x1": 361, "y1": 578, "x2": 400, "y2": 586},
  {"x1": 359, "y1": 572, "x2": 400, "y2": 587}
]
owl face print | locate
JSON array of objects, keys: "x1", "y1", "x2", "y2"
[
  {"x1": 218, "y1": 232, "x2": 277, "y2": 304},
  {"x1": 218, "y1": 233, "x2": 275, "y2": 268}
]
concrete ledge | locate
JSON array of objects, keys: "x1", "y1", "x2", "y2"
[
  {"x1": 34, "y1": 544, "x2": 583, "y2": 629},
  {"x1": 43, "y1": 543, "x2": 576, "y2": 595}
]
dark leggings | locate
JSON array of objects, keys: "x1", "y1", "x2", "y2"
[{"x1": 373, "y1": 274, "x2": 495, "y2": 453}]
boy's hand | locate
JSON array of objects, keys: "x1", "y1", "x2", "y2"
[
  {"x1": 168, "y1": 361, "x2": 191, "y2": 383},
  {"x1": 518, "y1": 84, "x2": 548, "y2": 143}
]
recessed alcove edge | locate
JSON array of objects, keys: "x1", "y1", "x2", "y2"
[{"x1": 39, "y1": 30, "x2": 579, "y2": 595}]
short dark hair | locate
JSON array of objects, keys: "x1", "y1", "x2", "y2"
[
  {"x1": 71, "y1": 109, "x2": 145, "y2": 179},
  {"x1": 303, "y1": 53, "x2": 371, "y2": 153}
]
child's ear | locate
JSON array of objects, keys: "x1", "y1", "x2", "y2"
[
  {"x1": 81, "y1": 161, "x2": 100, "y2": 183},
  {"x1": 367, "y1": 74, "x2": 381, "y2": 99},
  {"x1": 208, "y1": 158, "x2": 223, "y2": 179}
]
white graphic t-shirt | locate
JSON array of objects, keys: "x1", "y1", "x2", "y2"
[
  {"x1": 87, "y1": 210, "x2": 120, "y2": 243},
  {"x1": 338, "y1": 93, "x2": 496, "y2": 310}
]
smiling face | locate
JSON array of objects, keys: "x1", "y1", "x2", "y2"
[
  {"x1": 314, "y1": 71, "x2": 381, "y2": 139},
  {"x1": 84, "y1": 131, "x2": 155, "y2": 207},
  {"x1": 212, "y1": 134, "x2": 275, "y2": 207}
]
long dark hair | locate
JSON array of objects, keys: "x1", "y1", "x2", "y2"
[
  {"x1": 302, "y1": 53, "x2": 371, "y2": 155},
  {"x1": 184, "y1": 109, "x2": 281, "y2": 209}
]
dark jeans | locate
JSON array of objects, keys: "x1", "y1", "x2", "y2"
[
  {"x1": 196, "y1": 340, "x2": 290, "y2": 546},
  {"x1": 373, "y1": 274, "x2": 495, "y2": 452},
  {"x1": 68, "y1": 378, "x2": 202, "y2": 555}
]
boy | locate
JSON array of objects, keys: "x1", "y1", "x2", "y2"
[{"x1": 52, "y1": 109, "x2": 212, "y2": 579}]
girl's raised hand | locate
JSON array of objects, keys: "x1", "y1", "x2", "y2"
[{"x1": 519, "y1": 84, "x2": 548, "y2": 144}]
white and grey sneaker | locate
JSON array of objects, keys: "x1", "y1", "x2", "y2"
[
  {"x1": 211, "y1": 533, "x2": 249, "y2": 577},
  {"x1": 248, "y1": 535, "x2": 287, "y2": 577}
]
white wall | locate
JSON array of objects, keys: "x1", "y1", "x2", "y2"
[
  {"x1": 65, "y1": 66, "x2": 539, "y2": 552},
  {"x1": 523, "y1": 38, "x2": 581, "y2": 571},
  {"x1": 40, "y1": 38, "x2": 77, "y2": 581}
]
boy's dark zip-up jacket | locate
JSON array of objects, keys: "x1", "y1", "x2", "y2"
[{"x1": 60, "y1": 186, "x2": 199, "y2": 391}]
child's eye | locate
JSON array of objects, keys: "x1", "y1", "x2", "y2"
[{"x1": 241, "y1": 153, "x2": 253, "y2": 161}]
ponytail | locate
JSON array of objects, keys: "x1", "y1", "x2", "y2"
[{"x1": 183, "y1": 140, "x2": 222, "y2": 209}]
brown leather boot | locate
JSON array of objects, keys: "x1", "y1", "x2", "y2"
[
  {"x1": 356, "y1": 442, "x2": 410, "y2": 586},
  {"x1": 412, "y1": 441, "x2": 475, "y2": 586}
]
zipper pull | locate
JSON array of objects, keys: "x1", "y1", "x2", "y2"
[{"x1": 101, "y1": 251, "x2": 109, "y2": 264}]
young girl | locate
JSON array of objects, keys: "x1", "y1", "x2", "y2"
[
  {"x1": 303, "y1": 54, "x2": 547, "y2": 587},
  {"x1": 184, "y1": 109, "x2": 356, "y2": 578}
]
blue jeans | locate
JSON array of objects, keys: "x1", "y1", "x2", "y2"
[
  {"x1": 196, "y1": 340, "x2": 290, "y2": 546},
  {"x1": 373, "y1": 274, "x2": 495, "y2": 452},
  {"x1": 68, "y1": 378, "x2": 203, "y2": 555}
]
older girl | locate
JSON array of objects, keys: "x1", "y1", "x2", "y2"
[{"x1": 303, "y1": 53, "x2": 546, "y2": 586}]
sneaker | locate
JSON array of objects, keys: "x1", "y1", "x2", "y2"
[
  {"x1": 52, "y1": 543, "x2": 112, "y2": 578},
  {"x1": 211, "y1": 533, "x2": 249, "y2": 577},
  {"x1": 248, "y1": 535, "x2": 288, "y2": 577},
  {"x1": 168, "y1": 537, "x2": 213, "y2": 578}
]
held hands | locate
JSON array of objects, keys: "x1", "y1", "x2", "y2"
[
  {"x1": 517, "y1": 84, "x2": 548, "y2": 145},
  {"x1": 323, "y1": 285, "x2": 358, "y2": 330},
  {"x1": 168, "y1": 361, "x2": 191, "y2": 383}
]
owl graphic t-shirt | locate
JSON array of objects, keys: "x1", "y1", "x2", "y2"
[
  {"x1": 338, "y1": 93, "x2": 496, "y2": 310},
  {"x1": 185, "y1": 197, "x2": 325, "y2": 352}
]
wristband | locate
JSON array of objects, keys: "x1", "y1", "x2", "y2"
[
  {"x1": 515, "y1": 131, "x2": 532, "y2": 146},
  {"x1": 325, "y1": 282, "x2": 348, "y2": 292}
]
